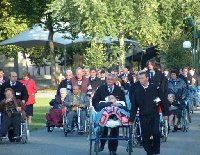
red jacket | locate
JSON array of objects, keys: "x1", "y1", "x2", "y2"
[{"x1": 20, "y1": 79, "x2": 37, "y2": 105}]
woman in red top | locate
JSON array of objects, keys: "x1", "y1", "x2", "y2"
[{"x1": 20, "y1": 71, "x2": 37, "y2": 123}]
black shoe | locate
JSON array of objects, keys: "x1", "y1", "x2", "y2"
[
  {"x1": 172, "y1": 126, "x2": 178, "y2": 132},
  {"x1": 110, "y1": 151, "x2": 117, "y2": 155}
]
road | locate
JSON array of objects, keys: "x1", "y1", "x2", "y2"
[{"x1": 0, "y1": 111, "x2": 200, "y2": 155}]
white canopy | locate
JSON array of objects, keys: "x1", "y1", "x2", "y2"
[
  {"x1": 0, "y1": 24, "x2": 138, "y2": 48},
  {"x1": 0, "y1": 25, "x2": 89, "y2": 48}
]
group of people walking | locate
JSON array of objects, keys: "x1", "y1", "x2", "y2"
[
  {"x1": 0, "y1": 58, "x2": 199, "y2": 154},
  {"x1": 52, "y1": 59, "x2": 199, "y2": 155}
]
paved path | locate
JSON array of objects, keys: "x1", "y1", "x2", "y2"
[{"x1": 0, "y1": 111, "x2": 200, "y2": 155}]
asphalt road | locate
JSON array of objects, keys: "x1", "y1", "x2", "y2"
[{"x1": 0, "y1": 111, "x2": 200, "y2": 155}]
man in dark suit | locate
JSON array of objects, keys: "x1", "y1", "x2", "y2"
[
  {"x1": 87, "y1": 67, "x2": 102, "y2": 97},
  {"x1": 146, "y1": 59, "x2": 168, "y2": 100},
  {"x1": 1, "y1": 72, "x2": 28, "y2": 103},
  {"x1": 92, "y1": 73, "x2": 125, "y2": 155},
  {"x1": 0, "y1": 69, "x2": 9, "y2": 102},
  {"x1": 57, "y1": 70, "x2": 73, "y2": 95},
  {"x1": 130, "y1": 71, "x2": 168, "y2": 155},
  {"x1": 99, "y1": 69, "x2": 107, "y2": 84}
]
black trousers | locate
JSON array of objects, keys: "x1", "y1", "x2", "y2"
[
  {"x1": 100, "y1": 127, "x2": 119, "y2": 152},
  {"x1": 140, "y1": 114, "x2": 160, "y2": 155},
  {"x1": 26, "y1": 104, "x2": 33, "y2": 116},
  {"x1": 1, "y1": 113, "x2": 21, "y2": 136}
]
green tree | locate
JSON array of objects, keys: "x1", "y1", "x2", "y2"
[
  {"x1": 9, "y1": 0, "x2": 67, "y2": 87},
  {"x1": 162, "y1": 32, "x2": 192, "y2": 69},
  {"x1": 64, "y1": 0, "x2": 136, "y2": 68},
  {"x1": 84, "y1": 41, "x2": 107, "y2": 69},
  {"x1": 0, "y1": 0, "x2": 27, "y2": 58}
]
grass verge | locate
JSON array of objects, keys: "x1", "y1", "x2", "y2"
[{"x1": 29, "y1": 98, "x2": 51, "y2": 131}]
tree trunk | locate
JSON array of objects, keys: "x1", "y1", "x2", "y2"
[
  {"x1": 119, "y1": 33, "x2": 125, "y2": 69},
  {"x1": 48, "y1": 25, "x2": 57, "y2": 88}
]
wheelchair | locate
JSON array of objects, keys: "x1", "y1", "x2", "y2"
[
  {"x1": 0, "y1": 111, "x2": 29, "y2": 144},
  {"x1": 179, "y1": 103, "x2": 190, "y2": 132},
  {"x1": 63, "y1": 106, "x2": 89, "y2": 136},
  {"x1": 46, "y1": 108, "x2": 66, "y2": 132},
  {"x1": 88, "y1": 101, "x2": 133, "y2": 155},
  {"x1": 132, "y1": 110, "x2": 142, "y2": 147},
  {"x1": 159, "y1": 113, "x2": 168, "y2": 142}
]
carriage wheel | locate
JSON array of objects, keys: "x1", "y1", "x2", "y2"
[{"x1": 47, "y1": 126, "x2": 54, "y2": 132}]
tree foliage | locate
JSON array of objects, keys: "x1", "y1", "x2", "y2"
[
  {"x1": 0, "y1": 0, "x2": 27, "y2": 57},
  {"x1": 84, "y1": 41, "x2": 107, "y2": 69}
]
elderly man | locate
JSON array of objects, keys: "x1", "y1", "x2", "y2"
[
  {"x1": 57, "y1": 70, "x2": 73, "y2": 95},
  {"x1": 71, "y1": 67, "x2": 89, "y2": 93},
  {"x1": 1, "y1": 72, "x2": 28, "y2": 104},
  {"x1": 64, "y1": 85, "x2": 89, "y2": 132},
  {"x1": 92, "y1": 73, "x2": 125, "y2": 155},
  {"x1": 83, "y1": 67, "x2": 90, "y2": 79}
]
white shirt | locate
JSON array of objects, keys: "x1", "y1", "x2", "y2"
[
  {"x1": 108, "y1": 85, "x2": 114, "y2": 93},
  {"x1": 10, "y1": 81, "x2": 16, "y2": 86},
  {"x1": 142, "y1": 82, "x2": 149, "y2": 89}
]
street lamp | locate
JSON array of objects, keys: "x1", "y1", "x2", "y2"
[
  {"x1": 183, "y1": 41, "x2": 192, "y2": 49},
  {"x1": 183, "y1": 41, "x2": 193, "y2": 68}
]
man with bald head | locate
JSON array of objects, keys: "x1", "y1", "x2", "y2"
[
  {"x1": 71, "y1": 67, "x2": 89, "y2": 93},
  {"x1": 1, "y1": 72, "x2": 28, "y2": 103},
  {"x1": 57, "y1": 70, "x2": 73, "y2": 95}
]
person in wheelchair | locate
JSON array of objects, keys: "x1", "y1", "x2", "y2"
[
  {"x1": 49, "y1": 88, "x2": 68, "y2": 109},
  {"x1": 64, "y1": 85, "x2": 89, "y2": 132},
  {"x1": 0, "y1": 88, "x2": 25, "y2": 139},
  {"x1": 168, "y1": 94, "x2": 182, "y2": 132}
]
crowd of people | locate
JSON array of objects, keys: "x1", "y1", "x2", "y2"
[
  {"x1": 0, "y1": 59, "x2": 200, "y2": 155},
  {"x1": 48, "y1": 60, "x2": 199, "y2": 155}
]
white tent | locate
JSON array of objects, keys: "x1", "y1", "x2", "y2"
[
  {"x1": 0, "y1": 24, "x2": 138, "y2": 48},
  {"x1": 0, "y1": 24, "x2": 89, "y2": 48}
]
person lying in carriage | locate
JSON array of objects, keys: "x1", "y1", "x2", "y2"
[
  {"x1": 64, "y1": 85, "x2": 89, "y2": 132},
  {"x1": 0, "y1": 88, "x2": 25, "y2": 140}
]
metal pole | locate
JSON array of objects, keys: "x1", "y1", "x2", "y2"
[
  {"x1": 197, "y1": 38, "x2": 200, "y2": 74},
  {"x1": 64, "y1": 46, "x2": 67, "y2": 73},
  {"x1": 193, "y1": 16, "x2": 197, "y2": 71}
]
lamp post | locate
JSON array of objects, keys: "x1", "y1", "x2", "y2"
[
  {"x1": 183, "y1": 16, "x2": 200, "y2": 74},
  {"x1": 183, "y1": 41, "x2": 193, "y2": 67}
]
